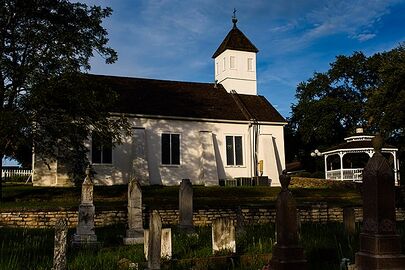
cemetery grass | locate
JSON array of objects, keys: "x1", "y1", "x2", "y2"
[
  {"x1": 1, "y1": 177, "x2": 362, "y2": 211},
  {"x1": 2, "y1": 222, "x2": 405, "y2": 270}
]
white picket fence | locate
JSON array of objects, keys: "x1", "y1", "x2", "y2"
[{"x1": 1, "y1": 168, "x2": 32, "y2": 181}]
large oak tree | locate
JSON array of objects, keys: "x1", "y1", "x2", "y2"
[
  {"x1": 288, "y1": 44, "x2": 405, "y2": 177},
  {"x1": 0, "y1": 0, "x2": 130, "y2": 199}
]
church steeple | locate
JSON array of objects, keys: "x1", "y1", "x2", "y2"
[{"x1": 213, "y1": 14, "x2": 258, "y2": 95}]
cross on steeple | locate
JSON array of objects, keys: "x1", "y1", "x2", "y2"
[{"x1": 232, "y1": 8, "x2": 238, "y2": 28}]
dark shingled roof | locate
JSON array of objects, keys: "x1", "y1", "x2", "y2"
[
  {"x1": 89, "y1": 74, "x2": 285, "y2": 123},
  {"x1": 212, "y1": 25, "x2": 258, "y2": 58},
  {"x1": 324, "y1": 140, "x2": 397, "y2": 152}
]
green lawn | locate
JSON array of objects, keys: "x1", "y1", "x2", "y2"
[
  {"x1": 2, "y1": 222, "x2": 404, "y2": 270},
  {"x1": 0, "y1": 177, "x2": 363, "y2": 211}
]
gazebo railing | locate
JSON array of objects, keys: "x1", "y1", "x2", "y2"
[
  {"x1": 326, "y1": 168, "x2": 363, "y2": 181},
  {"x1": 326, "y1": 169, "x2": 341, "y2": 180}
]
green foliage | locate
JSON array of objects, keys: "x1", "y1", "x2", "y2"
[
  {"x1": 301, "y1": 222, "x2": 361, "y2": 269},
  {"x1": 67, "y1": 224, "x2": 146, "y2": 270},
  {"x1": 0, "y1": 225, "x2": 146, "y2": 270},
  {"x1": 172, "y1": 227, "x2": 212, "y2": 259},
  {"x1": 0, "y1": 227, "x2": 54, "y2": 269},
  {"x1": 0, "y1": 0, "x2": 130, "y2": 189},
  {"x1": 3, "y1": 175, "x2": 28, "y2": 182},
  {"x1": 289, "y1": 177, "x2": 356, "y2": 189},
  {"x1": 288, "y1": 44, "x2": 405, "y2": 175},
  {"x1": 236, "y1": 224, "x2": 275, "y2": 254}
]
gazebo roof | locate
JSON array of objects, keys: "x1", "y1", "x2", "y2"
[{"x1": 322, "y1": 135, "x2": 397, "y2": 154}]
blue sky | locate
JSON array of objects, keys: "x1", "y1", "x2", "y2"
[
  {"x1": 82, "y1": 0, "x2": 405, "y2": 117},
  {"x1": 3, "y1": 0, "x2": 405, "y2": 166}
]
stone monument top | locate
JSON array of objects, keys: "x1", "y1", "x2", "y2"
[
  {"x1": 83, "y1": 165, "x2": 93, "y2": 185},
  {"x1": 279, "y1": 170, "x2": 291, "y2": 191},
  {"x1": 81, "y1": 165, "x2": 94, "y2": 205}
]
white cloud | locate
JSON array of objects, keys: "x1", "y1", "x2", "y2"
[
  {"x1": 355, "y1": 33, "x2": 377, "y2": 42},
  {"x1": 304, "y1": 0, "x2": 400, "y2": 40}
]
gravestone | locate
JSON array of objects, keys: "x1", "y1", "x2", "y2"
[
  {"x1": 269, "y1": 171, "x2": 307, "y2": 270},
  {"x1": 212, "y1": 217, "x2": 236, "y2": 253},
  {"x1": 144, "y1": 228, "x2": 172, "y2": 259},
  {"x1": 123, "y1": 179, "x2": 144, "y2": 245},
  {"x1": 161, "y1": 228, "x2": 172, "y2": 259},
  {"x1": 52, "y1": 218, "x2": 68, "y2": 270},
  {"x1": 343, "y1": 207, "x2": 356, "y2": 235},
  {"x1": 355, "y1": 135, "x2": 405, "y2": 269},
  {"x1": 73, "y1": 166, "x2": 97, "y2": 246},
  {"x1": 179, "y1": 179, "x2": 194, "y2": 231},
  {"x1": 147, "y1": 210, "x2": 162, "y2": 270}
]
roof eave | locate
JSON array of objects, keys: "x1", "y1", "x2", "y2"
[
  {"x1": 322, "y1": 147, "x2": 398, "y2": 155},
  {"x1": 109, "y1": 112, "x2": 286, "y2": 125}
]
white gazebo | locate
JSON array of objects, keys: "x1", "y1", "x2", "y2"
[{"x1": 321, "y1": 131, "x2": 400, "y2": 185}]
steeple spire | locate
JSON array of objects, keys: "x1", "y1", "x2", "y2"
[
  {"x1": 232, "y1": 8, "x2": 238, "y2": 28},
  {"x1": 213, "y1": 13, "x2": 259, "y2": 95}
]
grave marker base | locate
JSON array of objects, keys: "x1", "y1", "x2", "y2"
[
  {"x1": 123, "y1": 229, "x2": 144, "y2": 245},
  {"x1": 355, "y1": 233, "x2": 405, "y2": 269}
]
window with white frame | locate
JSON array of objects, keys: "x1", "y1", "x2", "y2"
[
  {"x1": 161, "y1": 133, "x2": 180, "y2": 165},
  {"x1": 216, "y1": 62, "x2": 219, "y2": 75},
  {"x1": 247, "y1": 58, "x2": 253, "y2": 71},
  {"x1": 91, "y1": 133, "x2": 112, "y2": 164},
  {"x1": 226, "y1": 135, "x2": 243, "y2": 166},
  {"x1": 230, "y1": 56, "x2": 236, "y2": 69},
  {"x1": 223, "y1": 57, "x2": 226, "y2": 71}
]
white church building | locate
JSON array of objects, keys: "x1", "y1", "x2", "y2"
[{"x1": 33, "y1": 18, "x2": 287, "y2": 187}]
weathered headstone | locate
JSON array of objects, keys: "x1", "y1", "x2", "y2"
[
  {"x1": 52, "y1": 218, "x2": 68, "y2": 270},
  {"x1": 212, "y1": 217, "x2": 236, "y2": 254},
  {"x1": 355, "y1": 135, "x2": 405, "y2": 269},
  {"x1": 269, "y1": 171, "x2": 307, "y2": 270},
  {"x1": 179, "y1": 179, "x2": 194, "y2": 232},
  {"x1": 124, "y1": 179, "x2": 144, "y2": 245},
  {"x1": 144, "y1": 228, "x2": 172, "y2": 259},
  {"x1": 161, "y1": 228, "x2": 172, "y2": 259},
  {"x1": 73, "y1": 166, "x2": 97, "y2": 246},
  {"x1": 147, "y1": 210, "x2": 162, "y2": 270},
  {"x1": 343, "y1": 207, "x2": 356, "y2": 235}
]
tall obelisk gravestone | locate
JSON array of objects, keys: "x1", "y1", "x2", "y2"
[
  {"x1": 73, "y1": 166, "x2": 97, "y2": 246},
  {"x1": 123, "y1": 179, "x2": 144, "y2": 245},
  {"x1": 269, "y1": 171, "x2": 307, "y2": 270},
  {"x1": 355, "y1": 135, "x2": 405, "y2": 269},
  {"x1": 179, "y1": 179, "x2": 194, "y2": 232}
]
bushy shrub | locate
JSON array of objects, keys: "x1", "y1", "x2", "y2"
[
  {"x1": 290, "y1": 177, "x2": 356, "y2": 189},
  {"x1": 311, "y1": 171, "x2": 325, "y2": 179},
  {"x1": 4, "y1": 175, "x2": 29, "y2": 183}
]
